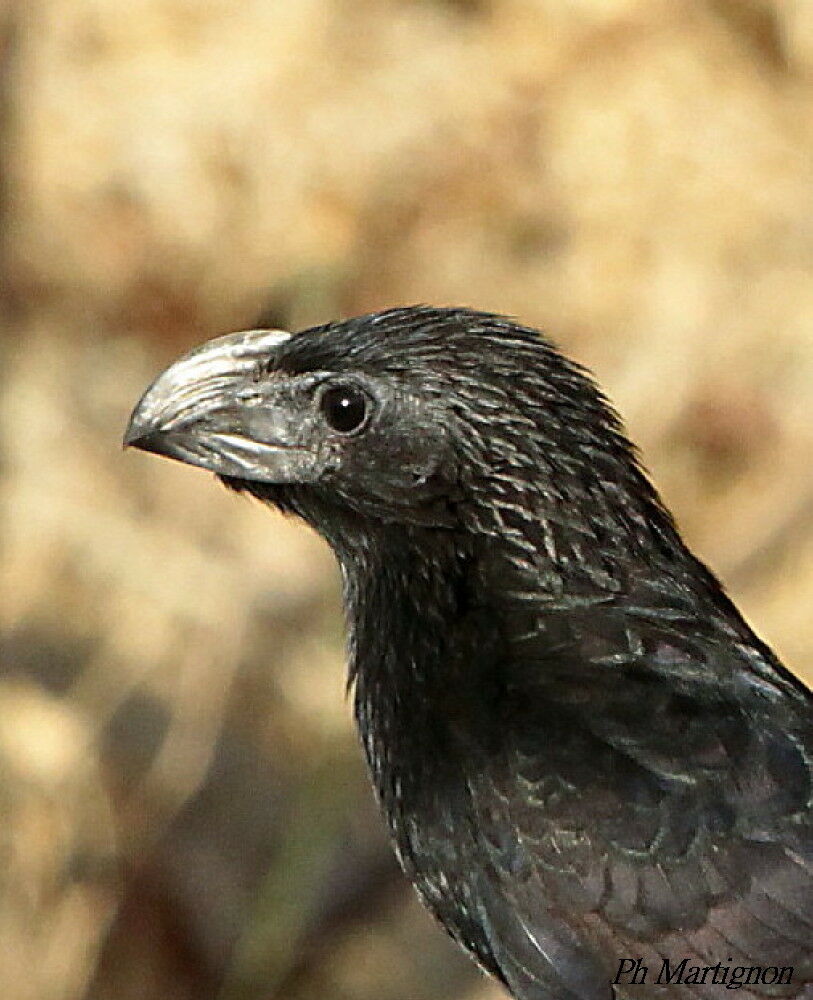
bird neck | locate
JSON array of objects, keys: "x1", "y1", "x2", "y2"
[
  {"x1": 343, "y1": 524, "x2": 479, "y2": 690},
  {"x1": 340, "y1": 503, "x2": 787, "y2": 744},
  {"x1": 341, "y1": 525, "x2": 501, "y2": 803}
]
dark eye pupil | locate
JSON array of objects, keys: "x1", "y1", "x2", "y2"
[{"x1": 320, "y1": 385, "x2": 368, "y2": 433}]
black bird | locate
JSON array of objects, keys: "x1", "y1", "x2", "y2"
[{"x1": 125, "y1": 307, "x2": 813, "y2": 1000}]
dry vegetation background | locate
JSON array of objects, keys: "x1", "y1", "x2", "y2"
[{"x1": 1, "y1": 1, "x2": 813, "y2": 998}]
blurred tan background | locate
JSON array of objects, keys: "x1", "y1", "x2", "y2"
[{"x1": 1, "y1": 1, "x2": 813, "y2": 998}]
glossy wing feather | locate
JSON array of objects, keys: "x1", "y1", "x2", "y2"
[{"x1": 466, "y1": 597, "x2": 813, "y2": 1000}]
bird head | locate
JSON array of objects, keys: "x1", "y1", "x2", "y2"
[{"x1": 125, "y1": 307, "x2": 681, "y2": 578}]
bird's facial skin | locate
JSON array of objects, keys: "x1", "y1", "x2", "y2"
[{"x1": 124, "y1": 317, "x2": 460, "y2": 529}]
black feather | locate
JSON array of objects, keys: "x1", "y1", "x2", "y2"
[{"x1": 128, "y1": 306, "x2": 813, "y2": 999}]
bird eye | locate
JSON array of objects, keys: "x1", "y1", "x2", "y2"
[{"x1": 319, "y1": 383, "x2": 370, "y2": 434}]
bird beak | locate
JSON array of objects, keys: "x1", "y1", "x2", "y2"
[{"x1": 123, "y1": 328, "x2": 321, "y2": 485}]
